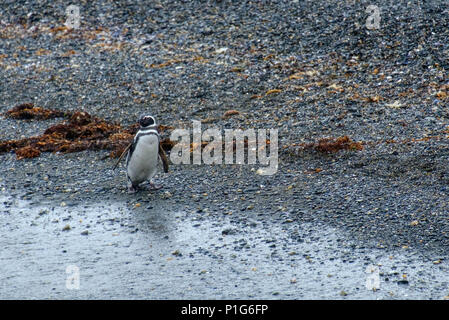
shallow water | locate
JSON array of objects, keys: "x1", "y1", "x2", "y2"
[{"x1": 0, "y1": 188, "x2": 448, "y2": 299}]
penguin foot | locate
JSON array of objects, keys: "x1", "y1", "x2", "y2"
[
  {"x1": 148, "y1": 182, "x2": 163, "y2": 191},
  {"x1": 128, "y1": 185, "x2": 139, "y2": 194}
]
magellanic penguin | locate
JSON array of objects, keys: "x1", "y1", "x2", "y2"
[{"x1": 119, "y1": 115, "x2": 169, "y2": 193}]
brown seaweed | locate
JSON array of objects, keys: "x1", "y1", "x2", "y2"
[
  {"x1": 1, "y1": 105, "x2": 137, "y2": 159},
  {"x1": 3, "y1": 103, "x2": 67, "y2": 120}
]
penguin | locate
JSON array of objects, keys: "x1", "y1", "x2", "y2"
[{"x1": 121, "y1": 115, "x2": 169, "y2": 193}]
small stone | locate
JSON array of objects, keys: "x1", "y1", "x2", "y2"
[
  {"x1": 62, "y1": 224, "x2": 71, "y2": 231},
  {"x1": 80, "y1": 230, "x2": 89, "y2": 236},
  {"x1": 386, "y1": 101, "x2": 403, "y2": 108},
  {"x1": 340, "y1": 290, "x2": 348, "y2": 296},
  {"x1": 215, "y1": 47, "x2": 228, "y2": 54},
  {"x1": 163, "y1": 191, "x2": 173, "y2": 198},
  {"x1": 397, "y1": 279, "x2": 409, "y2": 286},
  {"x1": 222, "y1": 228, "x2": 236, "y2": 235},
  {"x1": 172, "y1": 250, "x2": 182, "y2": 257}
]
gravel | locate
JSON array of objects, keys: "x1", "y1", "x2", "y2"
[{"x1": 1, "y1": 0, "x2": 449, "y2": 299}]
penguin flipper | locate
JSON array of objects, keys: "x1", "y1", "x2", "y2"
[
  {"x1": 158, "y1": 141, "x2": 169, "y2": 173},
  {"x1": 113, "y1": 142, "x2": 132, "y2": 170}
]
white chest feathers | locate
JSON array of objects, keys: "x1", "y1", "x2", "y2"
[{"x1": 126, "y1": 131, "x2": 159, "y2": 185}]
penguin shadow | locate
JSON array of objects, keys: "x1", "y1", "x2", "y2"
[
  {"x1": 132, "y1": 210, "x2": 176, "y2": 242},
  {"x1": 125, "y1": 189, "x2": 176, "y2": 240},
  {"x1": 108, "y1": 165, "x2": 174, "y2": 238}
]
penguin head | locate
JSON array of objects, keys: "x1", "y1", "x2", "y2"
[{"x1": 139, "y1": 115, "x2": 156, "y2": 128}]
